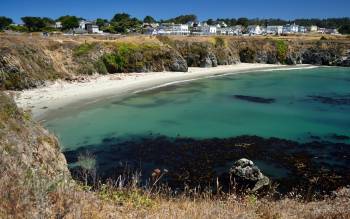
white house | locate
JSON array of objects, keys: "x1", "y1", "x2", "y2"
[
  {"x1": 79, "y1": 20, "x2": 89, "y2": 29},
  {"x1": 298, "y1": 26, "x2": 307, "y2": 33},
  {"x1": 309, "y1": 25, "x2": 318, "y2": 32},
  {"x1": 157, "y1": 23, "x2": 190, "y2": 35},
  {"x1": 232, "y1": 25, "x2": 243, "y2": 35},
  {"x1": 200, "y1": 25, "x2": 217, "y2": 35},
  {"x1": 266, "y1": 26, "x2": 283, "y2": 35},
  {"x1": 247, "y1": 25, "x2": 262, "y2": 35},
  {"x1": 55, "y1": 22, "x2": 62, "y2": 29},
  {"x1": 325, "y1": 28, "x2": 339, "y2": 34},
  {"x1": 283, "y1": 23, "x2": 299, "y2": 33},
  {"x1": 86, "y1": 23, "x2": 103, "y2": 34},
  {"x1": 217, "y1": 25, "x2": 242, "y2": 35}
]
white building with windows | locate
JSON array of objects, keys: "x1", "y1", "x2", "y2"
[
  {"x1": 200, "y1": 25, "x2": 217, "y2": 35},
  {"x1": 309, "y1": 25, "x2": 318, "y2": 32},
  {"x1": 247, "y1": 25, "x2": 262, "y2": 35},
  {"x1": 86, "y1": 23, "x2": 103, "y2": 34},
  {"x1": 283, "y1": 23, "x2": 299, "y2": 33},
  {"x1": 54, "y1": 22, "x2": 62, "y2": 29},
  {"x1": 157, "y1": 23, "x2": 190, "y2": 35},
  {"x1": 298, "y1": 26, "x2": 307, "y2": 33},
  {"x1": 266, "y1": 26, "x2": 283, "y2": 35}
]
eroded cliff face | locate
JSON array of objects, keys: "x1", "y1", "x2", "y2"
[
  {"x1": 0, "y1": 35, "x2": 349, "y2": 90},
  {"x1": 0, "y1": 92, "x2": 69, "y2": 177}
]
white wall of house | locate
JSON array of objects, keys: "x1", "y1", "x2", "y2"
[
  {"x1": 200, "y1": 25, "x2": 217, "y2": 35},
  {"x1": 247, "y1": 25, "x2": 262, "y2": 35},
  {"x1": 309, "y1": 25, "x2": 318, "y2": 32},
  {"x1": 266, "y1": 26, "x2": 283, "y2": 35}
]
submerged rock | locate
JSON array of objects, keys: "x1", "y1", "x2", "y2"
[
  {"x1": 233, "y1": 95, "x2": 275, "y2": 104},
  {"x1": 230, "y1": 158, "x2": 270, "y2": 192}
]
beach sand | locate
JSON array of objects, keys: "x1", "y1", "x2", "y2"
[{"x1": 11, "y1": 63, "x2": 315, "y2": 120}]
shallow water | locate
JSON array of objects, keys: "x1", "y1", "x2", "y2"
[
  {"x1": 43, "y1": 67, "x2": 350, "y2": 191},
  {"x1": 45, "y1": 67, "x2": 350, "y2": 151}
]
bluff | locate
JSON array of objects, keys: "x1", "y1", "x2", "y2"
[{"x1": 0, "y1": 34, "x2": 350, "y2": 90}]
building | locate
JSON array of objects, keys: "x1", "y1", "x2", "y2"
[
  {"x1": 309, "y1": 25, "x2": 318, "y2": 32},
  {"x1": 317, "y1": 28, "x2": 326, "y2": 34},
  {"x1": 266, "y1": 26, "x2": 283, "y2": 35},
  {"x1": 86, "y1": 23, "x2": 103, "y2": 34},
  {"x1": 325, "y1": 28, "x2": 339, "y2": 34},
  {"x1": 200, "y1": 25, "x2": 217, "y2": 35},
  {"x1": 298, "y1": 26, "x2": 307, "y2": 33},
  {"x1": 55, "y1": 22, "x2": 62, "y2": 29},
  {"x1": 142, "y1": 23, "x2": 159, "y2": 35},
  {"x1": 283, "y1": 23, "x2": 299, "y2": 33},
  {"x1": 157, "y1": 23, "x2": 190, "y2": 35},
  {"x1": 247, "y1": 25, "x2": 262, "y2": 35}
]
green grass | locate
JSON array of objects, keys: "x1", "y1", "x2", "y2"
[{"x1": 73, "y1": 43, "x2": 96, "y2": 57}]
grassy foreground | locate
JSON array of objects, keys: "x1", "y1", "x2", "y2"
[{"x1": 1, "y1": 92, "x2": 350, "y2": 218}]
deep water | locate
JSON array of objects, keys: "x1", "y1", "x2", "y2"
[{"x1": 44, "y1": 67, "x2": 350, "y2": 193}]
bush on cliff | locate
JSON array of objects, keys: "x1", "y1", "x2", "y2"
[{"x1": 275, "y1": 40, "x2": 288, "y2": 63}]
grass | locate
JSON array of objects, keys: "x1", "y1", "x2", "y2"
[{"x1": 73, "y1": 42, "x2": 96, "y2": 56}]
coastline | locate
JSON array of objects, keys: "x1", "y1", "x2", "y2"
[{"x1": 11, "y1": 63, "x2": 316, "y2": 120}]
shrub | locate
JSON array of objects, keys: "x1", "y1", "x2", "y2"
[
  {"x1": 73, "y1": 43, "x2": 96, "y2": 57},
  {"x1": 214, "y1": 37, "x2": 226, "y2": 48},
  {"x1": 94, "y1": 59, "x2": 108, "y2": 75},
  {"x1": 102, "y1": 53, "x2": 125, "y2": 73},
  {"x1": 275, "y1": 40, "x2": 288, "y2": 63},
  {"x1": 239, "y1": 47, "x2": 256, "y2": 63}
]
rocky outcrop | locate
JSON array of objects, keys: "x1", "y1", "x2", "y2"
[
  {"x1": 0, "y1": 92, "x2": 69, "y2": 178},
  {"x1": 230, "y1": 158, "x2": 270, "y2": 192}
]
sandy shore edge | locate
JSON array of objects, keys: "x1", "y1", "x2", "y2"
[{"x1": 10, "y1": 63, "x2": 316, "y2": 120}]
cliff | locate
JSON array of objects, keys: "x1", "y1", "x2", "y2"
[{"x1": 1, "y1": 35, "x2": 350, "y2": 90}]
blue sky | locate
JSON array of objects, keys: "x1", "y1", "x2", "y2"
[{"x1": 1, "y1": 0, "x2": 350, "y2": 23}]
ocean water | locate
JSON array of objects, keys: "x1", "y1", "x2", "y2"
[{"x1": 44, "y1": 67, "x2": 350, "y2": 151}]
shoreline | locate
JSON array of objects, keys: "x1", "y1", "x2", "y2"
[{"x1": 11, "y1": 63, "x2": 316, "y2": 120}]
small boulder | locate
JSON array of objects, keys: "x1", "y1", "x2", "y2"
[{"x1": 230, "y1": 158, "x2": 270, "y2": 192}]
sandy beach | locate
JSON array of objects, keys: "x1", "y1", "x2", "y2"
[{"x1": 11, "y1": 63, "x2": 316, "y2": 120}]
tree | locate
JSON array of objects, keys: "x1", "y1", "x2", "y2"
[
  {"x1": 42, "y1": 17, "x2": 55, "y2": 27},
  {"x1": 237, "y1": 17, "x2": 249, "y2": 27},
  {"x1": 0, "y1": 16, "x2": 13, "y2": 30},
  {"x1": 58, "y1": 15, "x2": 79, "y2": 30},
  {"x1": 96, "y1": 18, "x2": 108, "y2": 28},
  {"x1": 111, "y1": 13, "x2": 131, "y2": 23},
  {"x1": 109, "y1": 13, "x2": 142, "y2": 34},
  {"x1": 207, "y1": 19, "x2": 214, "y2": 25},
  {"x1": 339, "y1": 24, "x2": 350, "y2": 34},
  {"x1": 164, "y1": 14, "x2": 197, "y2": 24},
  {"x1": 21, "y1": 17, "x2": 46, "y2": 31},
  {"x1": 143, "y1": 15, "x2": 156, "y2": 24}
]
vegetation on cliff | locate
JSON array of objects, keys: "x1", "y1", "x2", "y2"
[{"x1": 0, "y1": 35, "x2": 349, "y2": 90}]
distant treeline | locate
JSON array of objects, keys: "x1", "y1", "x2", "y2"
[{"x1": 1, "y1": 14, "x2": 350, "y2": 34}]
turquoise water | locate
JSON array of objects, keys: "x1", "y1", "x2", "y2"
[{"x1": 44, "y1": 67, "x2": 350, "y2": 151}]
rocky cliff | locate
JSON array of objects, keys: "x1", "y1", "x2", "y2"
[{"x1": 1, "y1": 35, "x2": 349, "y2": 90}]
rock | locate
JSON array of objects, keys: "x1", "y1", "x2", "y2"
[
  {"x1": 230, "y1": 158, "x2": 270, "y2": 192},
  {"x1": 256, "y1": 51, "x2": 278, "y2": 64},
  {"x1": 200, "y1": 53, "x2": 218, "y2": 68},
  {"x1": 169, "y1": 54, "x2": 188, "y2": 72},
  {"x1": 301, "y1": 48, "x2": 340, "y2": 65},
  {"x1": 286, "y1": 53, "x2": 303, "y2": 65}
]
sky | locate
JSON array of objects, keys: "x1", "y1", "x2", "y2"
[{"x1": 1, "y1": 0, "x2": 350, "y2": 23}]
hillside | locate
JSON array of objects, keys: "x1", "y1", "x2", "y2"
[{"x1": 1, "y1": 34, "x2": 350, "y2": 90}]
